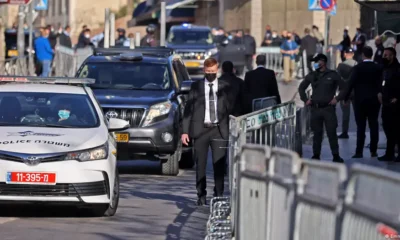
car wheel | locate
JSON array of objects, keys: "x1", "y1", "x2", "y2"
[
  {"x1": 91, "y1": 169, "x2": 120, "y2": 217},
  {"x1": 161, "y1": 139, "x2": 181, "y2": 176},
  {"x1": 180, "y1": 150, "x2": 194, "y2": 169}
]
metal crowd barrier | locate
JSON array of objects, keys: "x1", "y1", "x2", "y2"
[
  {"x1": 0, "y1": 56, "x2": 31, "y2": 76},
  {"x1": 206, "y1": 143, "x2": 400, "y2": 240},
  {"x1": 52, "y1": 46, "x2": 93, "y2": 77}
]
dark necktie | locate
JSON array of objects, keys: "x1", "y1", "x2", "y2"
[{"x1": 209, "y1": 83, "x2": 216, "y2": 123}]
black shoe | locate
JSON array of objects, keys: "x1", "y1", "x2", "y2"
[
  {"x1": 333, "y1": 155, "x2": 344, "y2": 163},
  {"x1": 338, "y1": 133, "x2": 349, "y2": 139},
  {"x1": 378, "y1": 154, "x2": 396, "y2": 162},
  {"x1": 371, "y1": 152, "x2": 378, "y2": 157},
  {"x1": 311, "y1": 155, "x2": 320, "y2": 160},
  {"x1": 352, "y1": 153, "x2": 363, "y2": 158},
  {"x1": 196, "y1": 196, "x2": 207, "y2": 206}
]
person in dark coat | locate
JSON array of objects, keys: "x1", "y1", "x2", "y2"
[
  {"x1": 336, "y1": 46, "x2": 383, "y2": 158},
  {"x1": 58, "y1": 25, "x2": 72, "y2": 48},
  {"x1": 300, "y1": 28, "x2": 318, "y2": 73},
  {"x1": 339, "y1": 29, "x2": 351, "y2": 62},
  {"x1": 243, "y1": 54, "x2": 281, "y2": 114},
  {"x1": 352, "y1": 28, "x2": 367, "y2": 63},
  {"x1": 373, "y1": 36, "x2": 385, "y2": 65},
  {"x1": 219, "y1": 61, "x2": 244, "y2": 116},
  {"x1": 181, "y1": 58, "x2": 232, "y2": 206},
  {"x1": 46, "y1": 25, "x2": 58, "y2": 50},
  {"x1": 140, "y1": 24, "x2": 157, "y2": 47},
  {"x1": 378, "y1": 47, "x2": 400, "y2": 161},
  {"x1": 76, "y1": 28, "x2": 93, "y2": 49},
  {"x1": 243, "y1": 29, "x2": 256, "y2": 71}
]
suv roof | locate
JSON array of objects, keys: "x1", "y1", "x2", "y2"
[{"x1": 93, "y1": 47, "x2": 174, "y2": 58}]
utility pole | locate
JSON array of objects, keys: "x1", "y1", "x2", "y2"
[
  {"x1": 110, "y1": 13, "x2": 115, "y2": 46},
  {"x1": 104, "y1": 8, "x2": 110, "y2": 48},
  {"x1": 17, "y1": 5, "x2": 26, "y2": 58},
  {"x1": 28, "y1": 2, "x2": 34, "y2": 75},
  {"x1": 160, "y1": 1, "x2": 166, "y2": 47}
]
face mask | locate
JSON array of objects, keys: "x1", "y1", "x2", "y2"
[
  {"x1": 313, "y1": 63, "x2": 321, "y2": 70},
  {"x1": 58, "y1": 110, "x2": 70, "y2": 119},
  {"x1": 205, "y1": 73, "x2": 217, "y2": 82},
  {"x1": 382, "y1": 58, "x2": 390, "y2": 66},
  {"x1": 228, "y1": 35, "x2": 233, "y2": 40},
  {"x1": 85, "y1": 34, "x2": 90, "y2": 38},
  {"x1": 272, "y1": 34, "x2": 277, "y2": 38}
]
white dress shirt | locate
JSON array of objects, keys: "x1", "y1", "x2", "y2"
[{"x1": 204, "y1": 79, "x2": 218, "y2": 123}]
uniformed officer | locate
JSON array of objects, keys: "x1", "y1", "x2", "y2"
[
  {"x1": 378, "y1": 47, "x2": 400, "y2": 161},
  {"x1": 140, "y1": 24, "x2": 157, "y2": 47},
  {"x1": 299, "y1": 53, "x2": 344, "y2": 163},
  {"x1": 336, "y1": 48, "x2": 357, "y2": 139}
]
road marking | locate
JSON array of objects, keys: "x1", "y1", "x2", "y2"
[{"x1": 0, "y1": 218, "x2": 18, "y2": 224}]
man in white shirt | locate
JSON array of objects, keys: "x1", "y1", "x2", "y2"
[{"x1": 181, "y1": 58, "x2": 232, "y2": 206}]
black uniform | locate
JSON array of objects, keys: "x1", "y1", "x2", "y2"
[
  {"x1": 380, "y1": 58, "x2": 400, "y2": 160},
  {"x1": 337, "y1": 59, "x2": 382, "y2": 156},
  {"x1": 299, "y1": 54, "x2": 344, "y2": 161}
]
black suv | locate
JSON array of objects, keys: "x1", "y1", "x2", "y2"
[{"x1": 76, "y1": 47, "x2": 194, "y2": 176}]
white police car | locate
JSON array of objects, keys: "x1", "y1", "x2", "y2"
[{"x1": 0, "y1": 76, "x2": 130, "y2": 216}]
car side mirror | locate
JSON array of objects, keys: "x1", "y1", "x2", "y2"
[
  {"x1": 179, "y1": 80, "x2": 195, "y2": 94},
  {"x1": 108, "y1": 118, "x2": 130, "y2": 132}
]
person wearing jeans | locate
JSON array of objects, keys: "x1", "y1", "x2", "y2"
[
  {"x1": 280, "y1": 32, "x2": 299, "y2": 83},
  {"x1": 34, "y1": 27, "x2": 53, "y2": 77}
]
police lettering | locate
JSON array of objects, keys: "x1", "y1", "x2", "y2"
[{"x1": 0, "y1": 139, "x2": 70, "y2": 147}]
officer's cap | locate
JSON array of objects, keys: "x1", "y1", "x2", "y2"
[
  {"x1": 117, "y1": 28, "x2": 125, "y2": 33},
  {"x1": 311, "y1": 53, "x2": 328, "y2": 62},
  {"x1": 345, "y1": 48, "x2": 354, "y2": 54}
]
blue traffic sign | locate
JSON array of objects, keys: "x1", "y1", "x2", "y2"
[
  {"x1": 308, "y1": 0, "x2": 336, "y2": 15},
  {"x1": 34, "y1": 0, "x2": 47, "y2": 10}
]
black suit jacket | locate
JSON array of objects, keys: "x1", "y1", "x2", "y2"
[
  {"x1": 182, "y1": 80, "x2": 231, "y2": 140},
  {"x1": 337, "y1": 61, "x2": 383, "y2": 103},
  {"x1": 59, "y1": 33, "x2": 72, "y2": 48},
  {"x1": 219, "y1": 73, "x2": 245, "y2": 116},
  {"x1": 243, "y1": 67, "x2": 281, "y2": 113}
]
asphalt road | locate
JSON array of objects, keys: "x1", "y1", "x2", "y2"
[{"x1": 0, "y1": 159, "x2": 217, "y2": 240}]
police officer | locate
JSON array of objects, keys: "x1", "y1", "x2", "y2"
[
  {"x1": 336, "y1": 48, "x2": 357, "y2": 139},
  {"x1": 299, "y1": 53, "x2": 344, "y2": 162},
  {"x1": 115, "y1": 28, "x2": 127, "y2": 47},
  {"x1": 140, "y1": 24, "x2": 157, "y2": 47},
  {"x1": 378, "y1": 47, "x2": 400, "y2": 161}
]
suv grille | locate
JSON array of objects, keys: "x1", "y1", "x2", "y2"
[
  {"x1": 176, "y1": 51, "x2": 206, "y2": 60},
  {"x1": 103, "y1": 108, "x2": 145, "y2": 127},
  {"x1": 0, "y1": 181, "x2": 107, "y2": 197}
]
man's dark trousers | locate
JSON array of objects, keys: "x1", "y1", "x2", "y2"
[
  {"x1": 382, "y1": 104, "x2": 400, "y2": 156},
  {"x1": 353, "y1": 99, "x2": 380, "y2": 154},
  {"x1": 245, "y1": 55, "x2": 254, "y2": 71},
  {"x1": 311, "y1": 105, "x2": 339, "y2": 156},
  {"x1": 193, "y1": 126, "x2": 227, "y2": 198},
  {"x1": 340, "y1": 100, "x2": 354, "y2": 134}
]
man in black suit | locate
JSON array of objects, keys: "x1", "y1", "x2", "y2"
[
  {"x1": 219, "y1": 61, "x2": 244, "y2": 116},
  {"x1": 243, "y1": 29, "x2": 256, "y2": 71},
  {"x1": 182, "y1": 58, "x2": 231, "y2": 206},
  {"x1": 58, "y1": 26, "x2": 72, "y2": 48},
  {"x1": 336, "y1": 46, "x2": 383, "y2": 158},
  {"x1": 243, "y1": 54, "x2": 281, "y2": 113},
  {"x1": 300, "y1": 28, "x2": 318, "y2": 73}
]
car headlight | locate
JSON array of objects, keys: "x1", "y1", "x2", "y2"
[
  {"x1": 65, "y1": 144, "x2": 108, "y2": 161},
  {"x1": 142, "y1": 101, "x2": 172, "y2": 127},
  {"x1": 206, "y1": 48, "x2": 218, "y2": 56}
]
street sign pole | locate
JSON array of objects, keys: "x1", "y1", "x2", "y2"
[
  {"x1": 17, "y1": 4, "x2": 25, "y2": 58},
  {"x1": 323, "y1": 11, "x2": 330, "y2": 54},
  {"x1": 28, "y1": 1, "x2": 34, "y2": 75}
]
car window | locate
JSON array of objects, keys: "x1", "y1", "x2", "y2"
[
  {"x1": 167, "y1": 30, "x2": 213, "y2": 45},
  {"x1": 78, "y1": 62, "x2": 172, "y2": 90},
  {"x1": 0, "y1": 92, "x2": 99, "y2": 128}
]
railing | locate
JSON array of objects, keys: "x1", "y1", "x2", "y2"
[
  {"x1": 0, "y1": 56, "x2": 32, "y2": 76},
  {"x1": 52, "y1": 46, "x2": 93, "y2": 77},
  {"x1": 206, "y1": 143, "x2": 400, "y2": 240}
]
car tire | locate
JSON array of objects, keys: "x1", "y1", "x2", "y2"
[
  {"x1": 180, "y1": 150, "x2": 194, "y2": 169},
  {"x1": 161, "y1": 139, "x2": 181, "y2": 176},
  {"x1": 91, "y1": 169, "x2": 120, "y2": 217}
]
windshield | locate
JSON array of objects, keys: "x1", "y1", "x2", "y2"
[
  {"x1": 167, "y1": 29, "x2": 213, "y2": 45},
  {"x1": 0, "y1": 92, "x2": 99, "y2": 128},
  {"x1": 77, "y1": 62, "x2": 172, "y2": 90}
]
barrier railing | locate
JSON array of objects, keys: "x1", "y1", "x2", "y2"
[
  {"x1": 0, "y1": 56, "x2": 31, "y2": 76},
  {"x1": 52, "y1": 46, "x2": 93, "y2": 77},
  {"x1": 206, "y1": 143, "x2": 400, "y2": 240}
]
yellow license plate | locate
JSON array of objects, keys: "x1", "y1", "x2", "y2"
[
  {"x1": 8, "y1": 50, "x2": 18, "y2": 57},
  {"x1": 115, "y1": 133, "x2": 129, "y2": 143},
  {"x1": 185, "y1": 62, "x2": 200, "y2": 67}
]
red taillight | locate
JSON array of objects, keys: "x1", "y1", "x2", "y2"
[{"x1": 377, "y1": 223, "x2": 399, "y2": 239}]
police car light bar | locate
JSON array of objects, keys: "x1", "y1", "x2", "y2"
[
  {"x1": 0, "y1": 76, "x2": 96, "y2": 85},
  {"x1": 94, "y1": 47, "x2": 174, "y2": 57}
]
